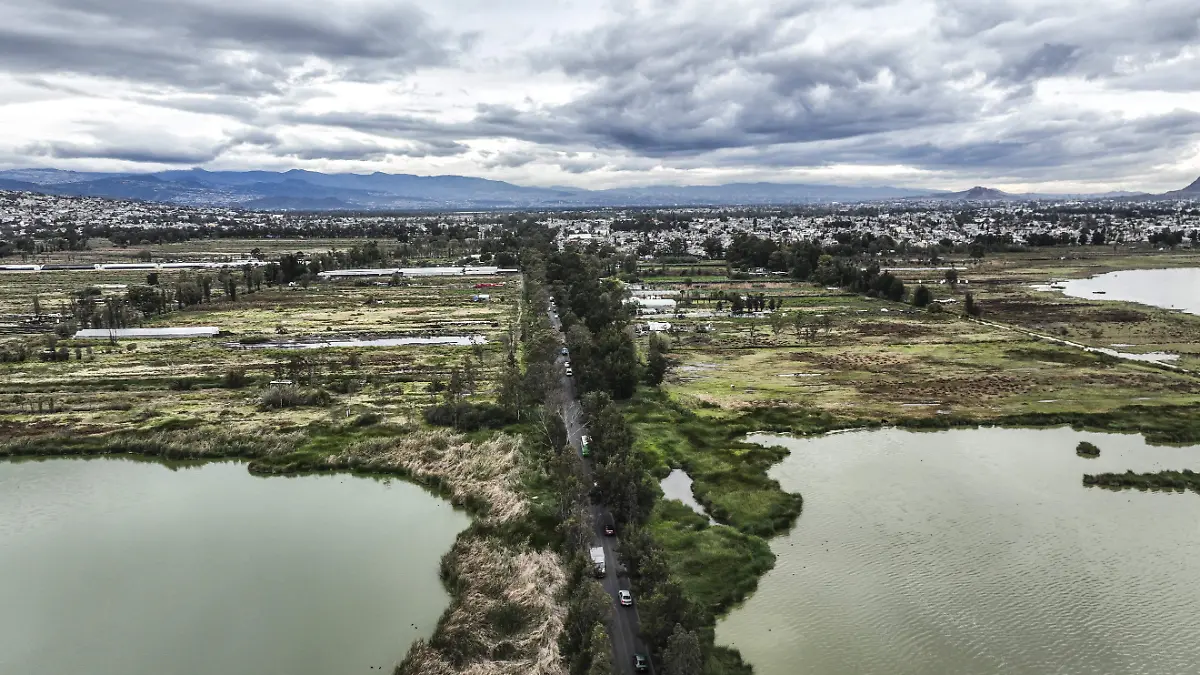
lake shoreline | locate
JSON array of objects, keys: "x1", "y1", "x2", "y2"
[
  {"x1": 0, "y1": 423, "x2": 567, "y2": 675},
  {"x1": 626, "y1": 389, "x2": 1200, "y2": 673}
]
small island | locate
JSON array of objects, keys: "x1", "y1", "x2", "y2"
[
  {"x1": 1084, "y1": 470, "x2": 1200, "y2": 494},
  {"x1": 1076, "y1": 441, "x2": 1101, "y2": 458}
]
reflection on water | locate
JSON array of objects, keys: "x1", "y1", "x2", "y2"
[
  {"x1": 717, "y1": 427, "x2": 1200, "y2": 675},
  {"x1": 0, "y1": 459, "x2": 469, "y2": 675},
  {"x1": 232, "y1": 335, "x2": 487, "y2": 349}
]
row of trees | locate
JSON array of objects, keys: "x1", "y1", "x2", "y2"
[{"x1": 543, "y1": 244, "x2": 709, "y2": 672}]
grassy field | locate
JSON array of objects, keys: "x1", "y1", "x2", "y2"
[{"x1": 645, "y1": 249, "x2": 1200, "y2": 422}]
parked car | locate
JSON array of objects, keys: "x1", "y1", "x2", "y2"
[
  {"x1": 565, "y1": 367, "x2": 573, "y2": 377},
  {"x1": 602, "y1": 514, "x2": 615, "y2": 536},
  {"x1": 633, "y1": 654, "x2": 649, "y2": 672},
  {"x1": 618, "y1": 590, "x2": 633, "y2": 606}
]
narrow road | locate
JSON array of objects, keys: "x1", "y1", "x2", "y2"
[{"x1": 548, "y1": 306, "x2": 655, "y2": 675}]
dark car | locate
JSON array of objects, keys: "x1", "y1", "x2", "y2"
[
  {"x1": 633, "y1": 654, "x2": 649, "y2": 672},
  {"x1": 603, "y1": 515, "x2": 616, "y2": 536}
]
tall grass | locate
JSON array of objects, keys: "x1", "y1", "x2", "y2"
[{"x1": 396, "y1": 536, "x2": 567, "y2": 675}]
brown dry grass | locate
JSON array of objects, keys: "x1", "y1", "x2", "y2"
[
  {"x1": 398, "y1": 538, "x2": 567, "y2": 675},
  {"x1": 335, "y1": 431, "x2": 527, "y2": 524}
]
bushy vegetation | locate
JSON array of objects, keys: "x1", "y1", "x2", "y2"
[
  {"x1": 898, "y1": 404, "x2": 1200, "y2": 446},
  {"x1": 1076, "y1": 441, "x2": 1100, "y2": 457},
  {"x1": 222, "y1": 367, "x2": 250, "y2": 389},
  {"x1": 1084, "y1": 469, "x2": 1200, "y2": 493},
  {"x1": 258, "y1": 384, "x2": 331, "y2": 409},
  {"x1": 424, "y1": 401, "x2": 515, "y2": 431}
]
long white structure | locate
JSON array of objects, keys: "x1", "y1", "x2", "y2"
[{"x1": 74, "y1": 327, "x2": 220, "y2": 339}]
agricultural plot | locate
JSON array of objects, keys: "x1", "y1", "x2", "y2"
[{"x1": 0, "y1": 268, "x2": 517, "y2": 445}]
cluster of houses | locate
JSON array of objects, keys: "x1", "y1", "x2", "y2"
[{"x1": 550, "y1": 205, "x2": 1200, "y2": 259}]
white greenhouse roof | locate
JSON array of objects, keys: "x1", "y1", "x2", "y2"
[{"x1": 74, "y1": 327, "x2": 220, "y2": 339}]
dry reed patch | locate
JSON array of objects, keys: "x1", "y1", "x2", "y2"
[
  {"x1": 335, "y1": 431, "x2": 527, "y2": 524},
  {"x1": 397, "y1": 538, "x2": 567, "y2": 675}
]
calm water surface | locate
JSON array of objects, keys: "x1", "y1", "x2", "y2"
[
  {"x1": 1056, "y1": 268, "x2": 1200, "y2": 314},
  {"x1": 0, "y1": 458, "x2": 469, "y2": 675},
  {"x1": 659, "y1": 469, "x2": 715, "y2": 523},
  {"x1": 717, "y1": 427, "x2": 1200, "y2": 675}
]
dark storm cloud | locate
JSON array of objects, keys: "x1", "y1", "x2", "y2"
[
  {"x1": 508, "y1": 0, "x2": 1200, "y2": 161},
  {"x1": 697, "y1": 108, "x2": 1200, "y2": 184},
  {"x1": 234, "y1": 131, "x2": 471, "y2": 162},
  {"x1": 0, "y1": 0, "x2": 462, "y2": 95},
  {"x1": 24, "y1": 140, "x2": 223, "y2": 165},
  {"x1": 1001, "y1": 43, "x2": 1082, "y2": 82}
]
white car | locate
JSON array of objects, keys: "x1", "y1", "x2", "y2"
[
  {"x1": 565, "y1": 367, "x2": 574, "y2": 377},
  {"x1": 618, "y1": 590, "x2": 633, "y2": 606}
]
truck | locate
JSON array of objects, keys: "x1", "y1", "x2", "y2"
[{"x1": 589, "y1": 546, "x2": 606, "y2": 577}]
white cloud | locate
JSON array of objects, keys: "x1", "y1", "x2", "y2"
[{"x1": 0, "y1": 0, "x2": 1198, "y2": 191}]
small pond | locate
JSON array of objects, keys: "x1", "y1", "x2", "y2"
[
  {"x1": 1041, "y1": 268, "x2": 1200, "y2": 315},
  {"x1": 231, "y1": 335, "x2": 486, "y2": 349},
  {"x1": 659, "y1": 469, "x2": 716, "y2": 523}
]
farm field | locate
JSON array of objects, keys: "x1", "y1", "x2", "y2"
[{"x1": 0, "y1": 266, "x2": 517, "y2": 445}]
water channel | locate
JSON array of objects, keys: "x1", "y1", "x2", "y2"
[
  {"x1": 0, "y1": 458, "x2": 469, "y2": 675},
  {"x1": 717, "y1": 427, "x2": 1200, "y2": 675},
  {"x1": 1048, "y1": 267, "x2": 1200, "y2": 315}
]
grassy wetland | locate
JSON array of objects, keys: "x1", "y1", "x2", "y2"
[
  {"x1": 622, "y1": 245, "x2": 1200, "y2": 673},
  {"x1": 5, "y1": 228, "x2": 1200, "y2": 674},
  {"x1": 0, "y1": 244, "x2": 571, "y2": 675}
]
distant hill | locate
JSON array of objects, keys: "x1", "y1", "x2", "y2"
[
  {"x1": 919, "y1": 186, "x2": 1023, "y2": 201},
  {"x1": 0, "y1": 168, "x2": 940, "y2": 210},
  {"x1": 1157, "y1": 176, "x2": 1200, "y2": 199}
]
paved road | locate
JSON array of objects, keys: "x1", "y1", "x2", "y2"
[{"x1": 549, "y1": 307, "x2": 655, "y2": 675}]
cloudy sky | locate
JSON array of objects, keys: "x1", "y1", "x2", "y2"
[{"x1": 1, "y1": 0, "x2": 1199, "y2": 192}]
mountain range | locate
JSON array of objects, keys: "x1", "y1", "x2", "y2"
[{"x1": 0, "y1": 168, "x2": 1196, "y2": 210}]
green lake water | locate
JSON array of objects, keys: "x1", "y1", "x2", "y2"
[
  {"x1": 717, "y1": 427, "x2": 1200, "y2": 675},
  {"x1": 0, "y1": 458, "x2": 469, "y2": 675}
]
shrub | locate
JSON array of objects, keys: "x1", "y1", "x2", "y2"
[
  {"x1": 912, "y1": 285, "x2": 933, "y2": 308},
  {"x1": 259, "y1": 385, "x2": 331, "y2": 409},
  {"x1": 424, "y1": 402, "x2": 515, "y2": 431},
  {"x1": 1076, "y1": 441, "x2": 1100, "y2": 457},
  {"x1": 348, "y1": 412, "x2": 384, "y2": 428},
  {"x1": 222, "y1": 368, "x2": 250, "y2": 389}
]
